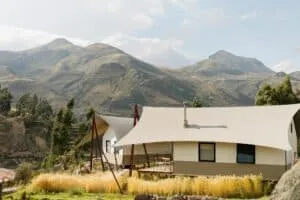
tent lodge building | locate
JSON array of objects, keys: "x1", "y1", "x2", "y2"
[{"x1": 115, "y1": 104, "x2": 299, "y2": 180}]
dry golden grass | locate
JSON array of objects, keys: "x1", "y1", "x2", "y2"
[
  {"x1": 127, "y1": 175, "x2": 264, "y2": 198},
  {"x1": 28, "y1": 171, "x2": 264, "y2": 198},
  {"x1": 28, "y1": 172, "x2": 126, "y2": 193}
]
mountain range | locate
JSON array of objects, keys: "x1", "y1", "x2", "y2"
[{"x1": 0, "y1": 38, "x2": 299, "y2": 116}]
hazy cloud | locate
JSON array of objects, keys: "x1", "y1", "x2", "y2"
[
  {"x1": 240, "y1": 11, "x2": 258, "y2": 20},
  {"x1": 272, "y1": 59, "x2": 297, "y2": 73},
  {"x1": 102, "y1": 34, "x2": 191, "y2": 67},
  {"x1": 0, "y1": 25, "x2": 90, "y2": 51}
]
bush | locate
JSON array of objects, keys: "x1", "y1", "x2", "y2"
[{"x1": 15, "y1": 162, "x2": 33, "y2": 184}]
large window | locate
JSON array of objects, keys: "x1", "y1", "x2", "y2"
[
  {"x1": 106, "y1": 140, "x2": 111, "y2": 153},
  {"x1": 199, "y1": 143, "x2": 215, "y2": 162},
  {"x1": 236, "y1": 144, "x2": 255, "y2": 164}
]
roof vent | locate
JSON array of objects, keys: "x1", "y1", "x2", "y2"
[{"x1": 183, "y1": 102, "x2": 188, "y2": 128}]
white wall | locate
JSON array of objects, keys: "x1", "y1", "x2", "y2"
[
  {"x1": 287, "y1": 120, "x2": 298, "y2": 165},
  {"x1": 102, "y1": 127, "x2": 117, "y2": 154},
  {"x1": 123, "y1": 142, "x2": 172, "y2": 155},
  {"x1": 173, "y1": 142, "x2": 286, "y2": 165}
]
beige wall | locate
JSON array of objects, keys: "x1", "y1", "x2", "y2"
[
  {"x1": 123, "y1": 142, "x2": 172, "y2": 155},
  {"x1": 215, "y1": 143, "x2": 236, "y2": 163},
  {"x1": 173, "y1": 142, "x2": 286, "y2": 166},
  {"x1": 173, "y1": 142, "x2": 198, "y2": 161},
  {"x1": 173, "y1": 161, "x2": 286, "y2": 180},
  {"x1": 256, "y1": 145, "x2": 285, "y2": 165}
]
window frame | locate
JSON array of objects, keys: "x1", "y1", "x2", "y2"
[
  {"x1": 106, "y1": 140, "x2": 111, "y2": 153},
  {"x1": 236, "y1": 143, "x2": 255, "y2": 164},
  {"x1": 198, "y1": 142, "x2": 216, "y2": 162}
]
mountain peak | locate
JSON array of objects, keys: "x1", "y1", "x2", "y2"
[
  {"x1": 49, "y1": 38, "x2": 73, "y2": 46},
  {"x1": 209, "y1": 50, "x2": 236, "y2": 59},
  {"x1": 26, "y1": 38, "x2": 79, "y2": 53}
]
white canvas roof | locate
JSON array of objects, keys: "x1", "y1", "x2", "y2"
[
  {"x1": 97, "y1": 114, "x2": 133, "y2": 140},
  {"x1": 116, "y1": 104, "x2": 300, "y2": 150}
]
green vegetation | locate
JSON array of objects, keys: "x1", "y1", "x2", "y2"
[
  {"x1": 0, "y1": 84, "x2": 13, "y2": 115},
  {"x1": 192, "y1": 97, "x2": 202, "y2": 107},
  {"x1": 4, "y1": 191, "x2": 134, "y2": 200},
  {"x1": 255, "y1": 75, "x2": 299, "y2": 105},
  {"x1": 14, "y1": 162, "x2": 33, "y2": 184}
]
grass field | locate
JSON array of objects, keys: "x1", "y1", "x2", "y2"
[
  {"x1": 3, "y1": 192, "x2": 269, "y2": 200},
  {"x1": 4, "y1": 192, "x2": 134, "y2": 200}
]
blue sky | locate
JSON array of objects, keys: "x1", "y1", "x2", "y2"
[{"x1": 0, "y1": 0, "x2": 299, "y2": 72}]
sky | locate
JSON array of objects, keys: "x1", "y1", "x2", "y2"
[{"x1": 0, "y1": 0, "x2": 299, "y2": 72}]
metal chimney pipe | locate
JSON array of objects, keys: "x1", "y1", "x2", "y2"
[{"x1": 183, "y1": 102, "x2": 188, "y2": 128}]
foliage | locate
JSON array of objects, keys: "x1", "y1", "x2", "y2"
[
  {"x1": 86, "y1": 108, "x2": 95, "y2": 120},
  {"x1": 5, "y1": 190, "x2": 134, "y2": 200},
  {"x1": 255, "y1": 75, "x2": 300, "y2": 105},
  {"x1": 15, "y1": 162, "x2": 33, "y2": 184},
  {"x1": 47, "y1": 98, "x2": 76, "y2": 168},
  {"x1": 192, "y1": 97, "x2": 202, "y2": 107},
  {"x1": 0, "y1": 85, "x2": 13, "y2": 115},
  {"x1": 16, "y1": 93, "x2": 53, "y2": 126}
]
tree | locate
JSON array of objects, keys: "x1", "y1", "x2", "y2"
[
  {"x1": 0, "y1": 85, "x2": 13, "y2": 115},
  {"x1": 192, "y1": 97, "x2": 202, "y2": 107},
  {"x1": 16, "y1": 93, "x2": 53, "y2": 124},
  {"x1": 51, "y1": 98, "x2": 76, "y2": 156},
  {"x1": 255, "y1": 75, "x2": 300, "y2": 105}
]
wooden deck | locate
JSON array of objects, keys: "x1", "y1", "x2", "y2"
[{"x1": 137, "y1": 164, "x2": 173, "y2": 175}]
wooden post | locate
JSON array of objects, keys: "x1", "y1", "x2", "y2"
[
  {"x1": 0, "y1": 180, "x2": 3, "y2": 200},
  {"x1": 142, "y1": 143, "x2": 150, "y2": 167},
  {"x1": 129, "y1": 144, "x2": 135, "y2": 177},
  {"x1": 101, "y1": 148, "x2": 123, "y2": 194},
  {"x1": 89, "y1": 120, "x2": 94, "y2": 172},
  {"x1": 93, "y1": 116, "x2": 105, "y2": 171}
]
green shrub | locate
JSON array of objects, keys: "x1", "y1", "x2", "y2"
[{"x1": 15, "y1": 162, "x2": 33, "y2": 184}]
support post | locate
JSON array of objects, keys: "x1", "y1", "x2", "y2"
[
  {"x1": 142, "y1": 143, "x2": 150, "y2": 167},
  {"x1": 129, "y1": 144, "x2": 135, "y2": 177},
  {"x1": 101, "y1": 148, "x2": 123, "y2": 194},
  {"x1": 0, "y1": 180, "x2": 3, "y2": 200},
  {"x1": 93, "y1": 116, "x2": 105, "y2": 171},
  {"x1": 89, "y1": 120, "x2": 94, "y2": 172},
  {"x1": 129, "y1": 104, "x2": 140, "y2": 177}
]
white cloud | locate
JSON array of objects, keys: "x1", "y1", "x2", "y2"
[
  {"x1": 272, "y1": 60, "x2": 298, "y2": 73},
  {"x1": 102, "y1": 34, "x2": 191, "y2": 67},
  {"x1": 240, "y1": 11, "x2": 258, "y2": 21},
  {"x1": 180, "y1": 8, "x2": 231, "y2": 27},
  {"x1": 132, "y1": 13, "x2": 154, "y2": 29},
  {"x1": 296, "y1": 47, "x2": 300, "y2": 52},
  {"x1": 0, "y1": 25, "x2": 90, "y2": 51},
  {"x1": 0, "y1": 0, "x2": 166, "y2": 39}
]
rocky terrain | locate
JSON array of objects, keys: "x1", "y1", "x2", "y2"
[{"x1": 0, "y1": 38, "x2": 299, "y2": 116}]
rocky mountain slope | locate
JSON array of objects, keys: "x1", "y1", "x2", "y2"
[{"x1": 0, "y1": 38, "x2": 299, "y2": 116}]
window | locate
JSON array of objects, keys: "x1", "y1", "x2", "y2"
[
  {"x1": 290, "y1": 123, "x2": 293, "y2": 133},
  {"x1": 106, "y1": 140, "x2": 111, "y2": 153},
  {"x1": 199, "y1": 143, "x2": 215, "y2": 162},
  {"x1": 236, "y1": 144, "x2": 255, "y2": 164}
]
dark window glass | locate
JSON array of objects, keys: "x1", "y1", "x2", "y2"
[
  {"x1": 106, "y1": 140, "x2": 111, "y2": 153},
  {"x1": 237, "y1": 144, "x2": 255, "y2": 164},
  {"x1": 199, "y1": 143, "x2": 215, "y2": 162}
]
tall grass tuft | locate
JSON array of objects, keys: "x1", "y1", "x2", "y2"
[
  {"x1": 127, "y1": 175, "x2": 264, "y2": 198},
  {"x1": 28, "y1": 172, "x2": 125, "y2": 193}
]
